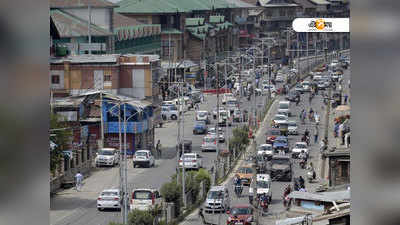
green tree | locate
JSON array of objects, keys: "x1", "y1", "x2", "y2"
[{"x1": 50, "y1": 113, "x2": 72, "y2": 174}]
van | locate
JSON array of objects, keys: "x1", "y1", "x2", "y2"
[
  {"x1": 204, "y1": 186, "x2": 230, "y2": 213},
  {"x1": 278, "y1": 101, "x2": 291, "y2": 117},
  {"x1": 130, "y1": 188, "x2": 162, "y2": 211},
  {"x1": 256, "y1": 174, "x2": 272, "y2": 203}
]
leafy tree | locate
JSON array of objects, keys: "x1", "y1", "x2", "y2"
[{"x1": 50, "y1": 113, "x2": 72, "y2": 174}]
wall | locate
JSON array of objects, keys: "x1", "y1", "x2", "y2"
[
  {"x1": 186, "y1": 37, "x2": 203, "y2": 63},
  {"x1": 64, "y1": 8, "x2": 112, "y2": 32}
]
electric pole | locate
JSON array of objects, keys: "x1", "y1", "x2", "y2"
[{"x1": 214, "y1": 52, "x2": 220, "y2": 185}]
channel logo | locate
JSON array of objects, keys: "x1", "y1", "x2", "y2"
[{"x1": 293, "y1": 18, "x2": 349, "y2": 32}]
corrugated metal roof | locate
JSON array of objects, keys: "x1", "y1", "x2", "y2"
[
  {"x1": 50, "y1": 9, "x2": 112, "y2": 37},
  {"x1": 292, "y1": 0, "x2": 317, "y2": 8},
  {"x1": 50, "y1": 0, "x2": 117, "y2": 8},
  {"x1": 50, "y1": 54, "x2": 119, "y2": 64},
  {"x1": 185, "y1": 18, "x2": 205, "y2": 26},
  {"x1": 288, "y1": 190, "x2": 350, "y2": 202},
  {"x1": 309, "y1": 0, "x2": 330, "y2": 4},
  {"x1": 249, "y1": 9, "x2": 264, "y2": 16},
  {"x1": 116, "y1": 0, "x2": 232, "y2": 14},
  {"x1": 161, "y1": 28, "x2": 183, "y2": 34},
  {"x1": 113, "y1": 12, "x2": 142, "y2": 27},
  {"x1": 224, "y1": 0, "x2": 258, "y2": 8},
  {"x1": 210, "y1": 15, "x2": 225, "y2": 23}
]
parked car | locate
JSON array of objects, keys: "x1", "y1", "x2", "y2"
[
  {"x1": 132, "y1": 150, "x2": 155, "y2": 168},
  {"x1": 204, "y1": 186, "x2": 230, "y2": 213},
  {"x1": 208, "y1": 127, "x2": 225, "y2": 143},
  {"x1": 226, "y1": 204, "x2": 253, "y2": 225},
  {"x1": 235, "y1": 166, "x2": 254, "y2": 186},
  {"x1": 302, "y1": 81, "x2": 311, "y2": 92},
  {"x1": 196, "y1": 110, "x2": 210, "y2": 124},
  {"x1": 97, "y1": 189, "x2": 121, "y2": 211},
  {"x1": 130, "y1": 188, "x2": 162, "y2": 211},
  {"x1": 193, "y1": 121, "x2": 208, "y2": 134},
  {"x1": 179, "y1": 153, "x2": 203, "y2": 170},
  {"x1": 291, "y1": 142, "x2": 309, "y2": 158},
  {"x1": 287, "y1": 120, "x2": 298, "y2": 135},
  {"x1": 95, "y1": 148, "x2": 119, "y2": 167},
  {"x1": 294, "y1": 84, "x2": 304, "y2": 93},
  {"x1": 201, "y1": 135, "x2": 217, "y2": 152}
]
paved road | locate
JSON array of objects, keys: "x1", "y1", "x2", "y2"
[{"x1": 181, "y1": 58, "x2": 350, "y2": 225}]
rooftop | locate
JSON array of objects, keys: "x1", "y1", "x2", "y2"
[
  {"x1": 50, "y1": 54, "x2": 160, "y2": 64},
  {"x1": 309, "y1": 0, "x2": 330, "y2": 4},
  {"x1": 50, "y1": 0, "x2": 117, "y2": 8}
]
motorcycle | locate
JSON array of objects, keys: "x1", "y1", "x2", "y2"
[
  {"x1": 282, "y1": 195, "x2": 292, "y2": 210},
  {"x1": 234, "y1": 184, "x2": 243, "y2": 198},
  {"x1": 307, "y1": 170, "x2": 314, "y2": 183},
  {"x1": 259, "y1": 196, "x2": 269, "y2": 214},
  {"x1": 299, "y1": 159, "x2": 306, "y2": 169}
]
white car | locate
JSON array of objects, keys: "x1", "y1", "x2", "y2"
[
  {"x1": 132, "y1": 150, "x2": 155, "y2": 168},
  {"x1": 291, "y1": 142, "x2": 309, "y2": 158},
  {"x1": 97, "y1": 189, "x2": 121, "y2": 210},
  {"x1": 222, "y1": 93, "x2": 234, "y2": 104},
  {"x1": 302, "y1": 81, "x2": 311, "y2": 92},
  {"x1": 179, "y1": 153, "x2": 203, "y2": 170},
  {"x1": 208, "y1": 127, "x2": 225, "y2": 143},
  {"x1": 201, "y1": 135, "x2": 218, "y2": 152},
  {"x1": 276, "y1": 111, "x2": 289, "y2": 118},
  {"x1": 273, "y1": 114, "x2": 288, "y2": 125},
  {"x1": 161, "y1": 105, "x2": 179, "y2": 120},
  {"x1": 130, "y1": 189, "x2": 162, "y2": 211},
  {"x1": 212, "y1": 107, "x2": 226, "y2": 119},
  {"x1": 262, "y1": 84, "x2": 276, "y2": 94},
  {"x1": 287, "y1": 121, "x2": 298, "y2": 135},
  {"x1": 196, "y1": 110, "x2": 210, "y2": 124},
  {"x1": 257, "y1": 144, "x2": 274, "y2": 159},
  {"x1": 275, "y1": 75, "x2": 285, "y2": 82},
  {"x1": 95, "y1": 148, "x2": 119, "y2": 167},
  {"x1": 204, "y1": 186, "x2": 230, "y2": 213}
]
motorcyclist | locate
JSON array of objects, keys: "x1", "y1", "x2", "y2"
[
  {"x1": 304, "y1": 128, "x2": 310, "y2": 138},
  {"x1": 298, "y1": 176, "x2": 305, "y2": 189}
]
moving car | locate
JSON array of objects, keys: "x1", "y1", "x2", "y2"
[
  {"x1": 179, "y1": 153, "x2": 203, "y2": 170},
  {"x1": 235, "y1": 166, "x2": 254, "y2": 186},
  {"x1": 233, "y1": 109, "x2": 243, "y2": 122},
  {"x1": 302, "y1": 81, "x2": 311, "y2": 92},
  {"x1": 161, "y1": 105, "x2": 178, "y2": 120},
  {"x1": 132, "y1": 150, "x2": 155, "y2": 168},
  {"x1": 273, "y1": 136, "x2": 289, "y2": 153},
  {"x1": 272, "y1": 114, "x2": 288, "y2": 126},
  {"x1": 213, "y1": 107, "x2": 226, "y2": 119},
  {"x1": 196, "y1": 110, "x2": 210, "y2": 124},
  {"x1": 256, "y1": 174, "x2": 272, "y2": 203},
  {"x1": 265, "y1": 128, "x2": 282, "y2": 144},
  {"x1": 285, "y1": 90, "x2": 300, "y2": 102},
  {"x1": 269, "y1": 155, "x2": 292, "y2": 181},
  {"x1": 257, "y1": 144, "x2": 274, "y2": 160},
  {"x1": 291, "y1": 142, "x2": 309, "y2": 158},
  {"x1": 130, "y1": 188, "x2": 162, "y2": 211},
  {"x1": 226, "y1": 204, "x2": 253, "y2": 225},
  {"x1": 294, "y1": 84, "x2": 304, "y2": 93},
  {"x1": 95, "y1": 148, "x2": 119, "y2": 167},
  {"x1": 208, "y1": 127, "x2": 225, "y2": 143},
  {"x1": 278, "y1": 101, "x2": 291, "y2": 117},
  {"x1": 193, "y1": 121, "x2": 208, "y2": 134},
  {"x1": 218, "y1": 110, "x2": 231, "y2": 127},
  {"x1": 97, "y1": 189, "x2": 121, "y2": 211},
  {"x1": 176, "y1": 139, "x2": 193, "y2": 154},
  {"x1": 222, "y1": 93, "x2": 234, "y2": 105},
  {"x1": 201, "y1": 135, "x2": 218, "y2": 152},
  {"x1": 287, "y1": 120, "x2": 298, "y2": 135},
  {"x1": 204, "y1": 186, "x2": 230, "y2": 213},
  {"x1": 262, "y1": 84, "x2": 276, "y2": 94}
]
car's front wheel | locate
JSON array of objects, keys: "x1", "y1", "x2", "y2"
[{"x1": 171, "y1": 115, "x2": 177, "y2": 120}]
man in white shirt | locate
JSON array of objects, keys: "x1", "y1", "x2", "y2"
[{"x1": 75, "y1": 171, "x2": 83, "y2": 191}]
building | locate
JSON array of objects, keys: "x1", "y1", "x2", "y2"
[
  {"x1": 323, "y1": 149, "x2": 350, "y2": 187},
  {"x1": 50, "y1": 0, "x2": 117, "y2": 55}
]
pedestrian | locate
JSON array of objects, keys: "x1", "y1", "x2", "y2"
[
  {"x1": 344, "y1": 94, "x2": 348, "y2": 104},
  {"x1": 75, "y1": 171, "x2": 83, "y2": 191},
  {"x1": 314, "y1": 130, "x2": 319, "y2": 144},
  {"x1": 156, "y1": 140, "x2": 162, "y2": 158},
  {"x1": 299, "y1": 176, "x2": 305, "y2": 188}
]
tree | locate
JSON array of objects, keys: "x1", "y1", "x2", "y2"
[
  {"x1": 127, "y1": 210, "x2": 154, "y2": 225},
  {"x1": 50, "y1": 113, "x2": 72, "y2": 175}
]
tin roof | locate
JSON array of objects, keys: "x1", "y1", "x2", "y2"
[
  {"x1": 292, "y1": 0, "x2": 317, "y2": 8},
  {"x1": 224, "y1": 0, "x2": 258, "y2": 8},
  {"x1": 161, "y1": 28, "x2": 183, "y2": 34},
  {"x1": 113, "y1": 12, "x2": 142, "y2": 27},
  {"x1": 50, "y1": 0, "x2": 117, "y2": 8},
  {"x1": 186, "y1": 18, "x2": 205, "y2": 26},
  {"x1": 50, "y1": 9, "x2": 112, "y2": 37},
  {"x1": 309, "y1": 0, "x2": 330, "y2": 4},
  {"x1": 288, "y1": 190, "x2": 350, "y2": 202},
  {"x1": 209, "y1": 15, "x2": 225, "y2": 23}
]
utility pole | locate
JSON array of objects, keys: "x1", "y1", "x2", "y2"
[
  {"x1": 182, "y1": 54, "x2": 186, "y2": 209},
  {"x1": 214, "y1": 52, "x2": 220, "y2": 185},
  {"x1": 118, "y1": 101, "x2": 123, "y2": 222},
  {"x1": 87, "y1": 2, "x2": 92, "y2": 54},
  {"x1": 296, "y1": 32, "x2": 300, "y2": 74},
  {"x1": 100, "y1": 91, "x2": 104, "y2": 149},
  {"x1": 306, "y1": 32, "x2": 309, "y2": 73},
  {"x1": 123, "y1": 103, "x2": 128, "y2": 224}
]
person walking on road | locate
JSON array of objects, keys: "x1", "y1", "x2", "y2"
[
  {"x1": 314, "y1": 128, "x2": 319, "y2": 144},
  {"x1": 75, "y1": 171, "x2": 83, "y2": 191},
  {"x1": 344, "y1": 94, "x2": 348, "y2": 105},
  {"x1": 156, "y1": 140, "x2": 162, "y2": 158}
]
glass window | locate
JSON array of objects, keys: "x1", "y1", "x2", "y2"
[
  {"x1": 133, "y1": 191, "x2": 152, "y2": 199},
  {"x1": 98, "y1": 150, "x2": 115, "y2": 155},
  {"x1": 51, "y1": 75, "x2": 60, "y2": 84}
]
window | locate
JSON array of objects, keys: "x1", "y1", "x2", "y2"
[
  {"x1": 279, "y1": 9, "x2": 285, "y2": 16},
  {"x1": 51, "y1": 75, "x2": 60, "y2": 84},
  {"x1": 104, "y1": 75, "x2": 111, "y2": 81}
]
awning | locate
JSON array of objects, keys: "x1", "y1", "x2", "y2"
[{"x1": 161, "y1": 60, "x2": 198, "y2": 69}]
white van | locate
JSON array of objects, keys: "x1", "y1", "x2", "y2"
[
  {"x1": 130, "y1": 188, "x2": 162, "y2": 211},
  {"x1": 256, "y1": 174, "x2": 272, "y2": 203},
  {"x1": 278, "y1": 101, "x2": 291, "y2": 117}
]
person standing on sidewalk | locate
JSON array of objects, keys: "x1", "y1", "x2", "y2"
[
  {"x1": 156, "y1": 140, "x2": 162, "y2": 158},
  {"x1": 314, "y1": 128, "x2": 319, "y2": 144},
  {"x1": 75, "y1": 171, "x2": 83, "y2": 191}
]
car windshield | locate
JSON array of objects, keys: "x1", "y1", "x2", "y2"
[
  {"x1": 269, "y1": 130, "x2": 280, "y2": 135},
  {"x1": 207, "y1": 191, "x2": 223, "y2": 199},
  {"x1": 196, "y1": 121, "x2": 206, "y2": 126},
  {"x1": 288, "y1": 122, "x2": 296, "y2": 127},
  {"x1": 133, "y1": 191, "x2": 152, "y2": 199},
  {"x1": 136, "y1": 152, "x2": 148, "y2": 157},
  {"x1": 274, "y1": 115, "x2": 286, "y2": 120},
  {"x1": 169, "y1": 105, "x2": 178, "y2": 110},
  {"x1": 227, "y1": 101, "x2": 237, "y2": 105},
  {"x1": 279, "y1": 104, "x2": 289, "y2": 109},
  {"x1": 98, "y1": 150, "x2": 114, "y2": 155},
  {"x1": 238, "y1": 167, "x2": 253, "y2": 174},
  {"x1": 271, "y1": 158, "x2": 290, "y2": 164},
  {"x1": 183, "y1": 154, "x2": 196, "y2": 159},
  {"x1": 231, "y1": 207, "x2": 251, "y2": 215},
  {"x1": 256, "y1": 181, "x2": 270, "y2": 189},
  {"x1": 275, "y1": 139, "x2": 287, "y2": 144},
  {"x1": 259, "y1": 145, "x2": 272, "y2": 150},
  {"x1": 101, "y1": 191, "x2": 119, "y2": 196},
  {"x1": 204, "y1": 137, "x2": 216, "y2": 143},
  {"x1": 295, "y1": 143, "x2": 307, "y2": 149},
  {"x1": 198, "y1": 112, "x2": 207, "y2": 117}
]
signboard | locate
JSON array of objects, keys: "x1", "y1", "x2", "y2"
[{"x1": 79, "y1": 43, "x2": 107, "y2": 51}]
